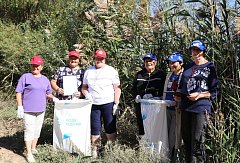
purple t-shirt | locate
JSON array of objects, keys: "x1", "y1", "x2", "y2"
[{"x1": 16, "y1": 73, "x2": 52, "y2": 112}]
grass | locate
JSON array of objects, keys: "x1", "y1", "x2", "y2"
[
  {"x1": 0, "y1": 96, "x2": 16, "y2": 119},
  {"x1": 0, "y1": 97, "x2": 165, "y2": 163}
]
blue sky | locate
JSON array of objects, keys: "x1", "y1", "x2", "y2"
[{"x1": 150, "y1": 0, "x2": 236, "y2": 16}]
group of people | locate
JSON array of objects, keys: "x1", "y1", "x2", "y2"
[
  {"x1": 16, "y1": 49, "x2": 121, "y2": 162},
  {"x1": 16, "y1": 39, "x2": 218, "y2": 163},
  {"x1": 132, "y1": 40, "x2": 218, "y2": 163}
]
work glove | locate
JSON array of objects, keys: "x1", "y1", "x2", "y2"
[
  {"x1": 52, "y1": 97, "x2": 60, "y2": 102},
  {"x1": 112, "y1": 104, "x2": 120, "y2": 116},
  {"x1": 143, "y1": 94, "x2": 153, "y2": 99},
  {"x1": 135, "y1": 95, "x2": 141, "y2": 103},
  {"x1": 85, "y1": 92, "x2": 93, "y2": 102},
  {"x1": 17, "y1": 106, "x2": 24, "y2": 119}
]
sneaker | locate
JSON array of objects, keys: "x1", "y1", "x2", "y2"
[
  {"x1": 26, "y1": 154, "x2": 35, "y2": 163},
  {"x1": 31, "y1": 149, "x2": 38, "y2": 155}
]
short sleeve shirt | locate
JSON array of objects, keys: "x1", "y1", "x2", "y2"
[
  {"x1": 52, "y1": 66, "x2": 84, "y2": 99},
  {"x1": 83, "y1": 65, "x2": 120, "y2": 105},
  {"x1": 16, "y1": 73, "x2": 52, "y2": 112}
]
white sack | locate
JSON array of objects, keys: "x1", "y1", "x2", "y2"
[
  {"x1": 140, "y1": 99, "x2": 175, "y2": 158},
  {"x1": 53, "y1": 99, "x2": 92, "y2": 155}
]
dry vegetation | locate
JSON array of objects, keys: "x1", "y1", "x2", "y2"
[{"x1": 0, "y1": 0, "x2": 240, "y2": 162}]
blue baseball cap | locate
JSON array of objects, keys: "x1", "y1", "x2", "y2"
[
  {"x1": 167, "y1": 52, "x2": 183, "y2": 63},
  {"x1": 190, "y1": 40, "x2": 206, "y2": 51},
  {"x1": 143, "y1": 53, "x2": 157, "y2": 61}
]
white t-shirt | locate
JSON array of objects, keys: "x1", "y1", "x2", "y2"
[{"x1": 83, "y1": 65, "x2": 120, "y2": 105}]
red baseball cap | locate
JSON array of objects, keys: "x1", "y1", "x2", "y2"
[
  {"x1": 29, "y1": 56, "x2": 44, "y2": 65},
  {"x1": 68, "y1": 51, "x2": 80, "y2": 58},
  {"x1": 95, "y1": 49, "x2": 106, "y2": 59}
]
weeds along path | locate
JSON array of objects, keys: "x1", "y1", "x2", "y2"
[
  {"x1": 0, "y1": 99, "x2": 139, "y2": 162},
  {"x1": 0, "y1": 118, "x2": 26, "y2": 162}
]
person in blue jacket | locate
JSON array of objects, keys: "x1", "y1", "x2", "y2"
[
  {"x1": 163, "y1": 52, "x2": 184, "y2": 162},
  {"x1": 180, "y1": 40, "x2": 218, "y2": 163}
]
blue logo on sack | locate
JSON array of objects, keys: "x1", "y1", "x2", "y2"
[
  {"x1": 63, "y1": 133, "x2": 71, "y2": 139},
  {"x1": 142, "y1": 113, "x2": 147, "y2": 120}
]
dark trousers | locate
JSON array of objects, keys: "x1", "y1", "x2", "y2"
[
  {"x1": 181, "y1": 111, "x2": 207, "y2": 163},
  {"x1": 135, "y1": 103, "x2": 145, "y2": 135}
]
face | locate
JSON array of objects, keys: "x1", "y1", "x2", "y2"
[
  {"x1": 68, "y1": 56, "x2": 79, "y2": 68},
  {"x1": 191, "y1": 47, "x2": 204, "y2": 61},
  {"x1": 144, "y1": 58, "x2": 156, "y2": 72},
  {"x1": 168, "y1": 61, "x2": 182, "y2": 73},
  {"x1": 31, "y1": 64, "x2": 43, "y2": 75},
  {"x1": 94, "y1": 57, "x2": 106, "y2": 68}
]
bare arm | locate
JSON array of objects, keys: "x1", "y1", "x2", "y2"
[
  {"x1": 16, "y1": 92, "x2": 22, "y2": 106},
  {"x1": 81, "y1": 84, "x2": 89, "y2": 96},
  {"x1": 51, "y1": 79, "x2": 64, "y2": 94},
  {"x1": 47, "y1": 93, "x2": 54, "y2": 100},
  {"x1": 113, "y1": 83, "x2": 121, "y2": 105},
  {"x1": 187, "y1": 91, "x2": 210, "y2": 101}
]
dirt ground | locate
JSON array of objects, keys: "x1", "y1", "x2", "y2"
[{"x1": 0, "y1": 119, "x2": 27, "y2": 163}]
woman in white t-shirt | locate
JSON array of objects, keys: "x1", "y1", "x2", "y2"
[{"x1": 82, "y1": 49, "x2": 121, "y2": 158}]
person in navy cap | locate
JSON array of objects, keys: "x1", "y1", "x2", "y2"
[
  {"x1": 132, "y1": 53, "x2": 166, "y2": 137},
  {"x1": 163, "y1": 52, "x2": 184, "y2": 162},
  {"x1": 180, "y1": 40, "x2": 218, "y2": 162}
]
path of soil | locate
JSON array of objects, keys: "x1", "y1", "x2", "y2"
[{"x1": 0, "y1": 119, "x2": 27, "y2": 163}]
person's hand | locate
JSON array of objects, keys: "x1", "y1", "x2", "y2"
[
  {"x1": 113, "y1": 104, "x2": 120, "y2": 116},
  {"x1": 187, "y1": 92, "x2": 200, "y2": 101},
  {"x1": 143, "y1": 94, "x2": 153, "y2": 99},
  {"x1": 52, "y1": 97, "x2": 60, "y2": 102},
  {"x1": 72, "y1": 91, "x2": 81, "y2": 100},
  {"x1": 85, "y1": 92, "x2": 93, "y2": 102},
  {"x1": 73, "y1": 91, "x2": 81, "y2": 98},
  {"x1": 47, "y1": 94, "x2": 54, "y2": 100},
  {"x1": 57, "y1": 88, "x2": 64, "y2": 94},
  {"x1": 17, "y1": 106, "x2": 24, "y2": 118},
  {"x1": 173, "y1": 95, "x2": 181, "y2": 102},
  {"x1": 135, "y1": 95, "x2": 141, "y2": 103}
]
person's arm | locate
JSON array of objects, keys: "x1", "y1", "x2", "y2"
[
  {"x1": 81, "y1": 84, "x2": 89, "y2": 96},
  {"x1": 47, "y1": 93, "x2": 54, "y2": 100},
  {"x1": 75, "y1": 69, "x2": 85, "y2": 98},
  {"x1": 16, "y1": 92, "x2": 22, "y2": 106},
  {"x1": 51, "y1": 79, "x2": 64, "y2": 94},
  {"x1": 82, "y1": 84, "x2": 93, "y2": 101},
  {"x1": 159, "y1": 70, "x2": 166, "y2": 98},
  {"x1": 113, "y1": 83, "x2": 121, "y2": 105},
  {"x1": 208, "y1": 65, "x2": 218, "y2": 100},
  {"x1": 187, "y1": 91, "x2": 210, "y2": 101},
  {"x1": 132, "y1": 73, "x2": 139, "y2": 98},
  {"x1": 16, "y1": 92, "x2": 24, "y2": 118}
]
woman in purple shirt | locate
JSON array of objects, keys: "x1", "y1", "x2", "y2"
[{"x1": 16, "y1": 56, "x2": 53, "y2": 163}]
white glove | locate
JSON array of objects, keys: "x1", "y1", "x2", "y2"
[
  {"x1": 143, "y1": 94, "x2": 153, "y2": 99},
  {"x1": 52, "y1": 97, "x2": 60, "y2": 102},
  {"x1": 135, "y1": 95, "x2": 141, "y2": 103},
  {"x1": 113, "y1": 104, "x2": 120, "y2": 116},
  {"x1": 73, "y1": 91, "x2": 81, "y2": 98},
  {"x1": 17, "y1": 106, "x2": 24, "y2": 118},
  {"x1": 85, "y1": 92, "x2": 93, "y2": 102}
]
